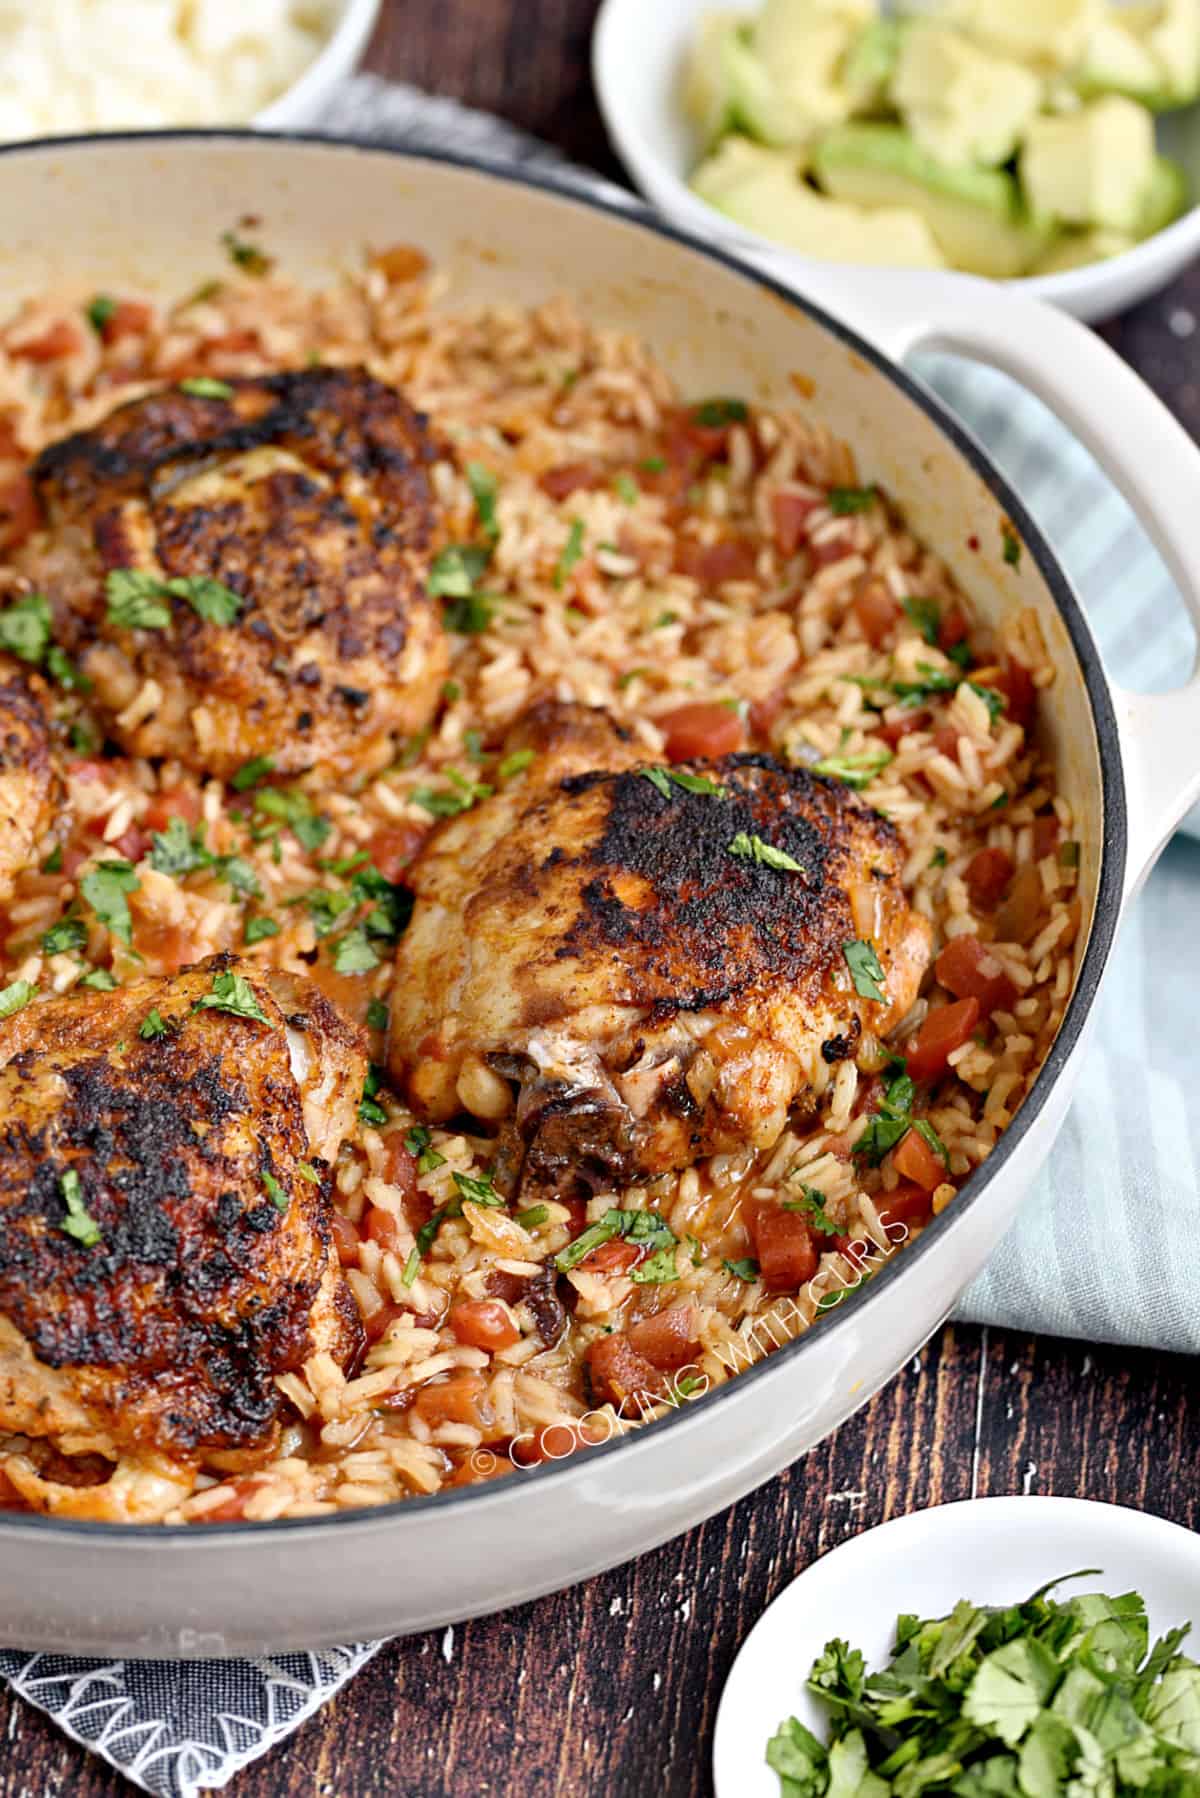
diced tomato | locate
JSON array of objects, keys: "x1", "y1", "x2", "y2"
[
  {"x1": 370, "y1": 244, "x2": 429, "y2": 284},
  {"x1": 579, "y1": 1238, "x2": 641, "y2": 1276},
  {"x1": 995, "y1": 863, "x2": 1044, "y2": 946},
  {"x1": 101, "y1": 300, "x2": 154, "y2": 345},
  {"x1": 877, "y1": 710, "x2": 928, "y2": 748},
  {"x1": 60, "y1": 846, "x2": 87, "y2": 879},
  {"x1": 964, "y1": 847, "x2": 1014, "y2": 911},
  {"x1": 584, "y1": 1334, "x2": 665, "y2": 1411},
  {"x1": 330, "y1": 1212, "x2": 360, "y2": 1266},
  {"x1": 382, "y1": 1139, "x2": 418, "y2": 1203},
  {"x1": 111, "y1": 826, "x2": 148, "y2": 864},
  {"x1": 933, "y1": 725, "x2": 962, "y2": 761},
  {"x1": 368, "y1": 823, "x2": 429, "y2": 883},
  {"x1": 130, "y1": 918, "x2": 194, "y2": 971},
  {"x1": 771, "y1": 490, "x2": 817, "y2": 555},
  {"x1": 10, "y1": 320, "x2": 80, "y2": 362},
  {"x1": 364, "y1": 1205, "x2": 403, "y2": 1254},
  {"x1": 905, "y1": 996, "x2": 982, "y2": 1081},
  {"x1": 673, "y1": 536, "x2": 758, "y2": 585},
  {"x1": 1033, "y1": 814, "x2": 1060, "y2": 860},
  {"x1": 939, "y1": 606, "x2": 968, "y2": 651},
  {"x1": 877, "y1": 1182, "x2": 935, "y2": 1234},
  {"x1": 0, "y1": 473, "x2": 37, "y2": 552},
  {"x1": 142, "y1": 783, "x2": 203, "y2": 831},
  {"x1": 562, "y1": 1197, "x2": 589, "y2": 1238},
  {"x1": 935, "y1": 935, "x2": 1018, "y2": 1013},
  {"x1": 750, "y1": 1206, "x2": 818, "y2": 1294},
  {"x1": 448, "y1": 1299, "x2": 520, "y2": 1352},
  {"x1": 892, "y1": 1129, "x2": 946, "y2": 1190},
  {"x1": 852, "y1": 580, "x2": 899, "y2": 647},
  {"x1": 67, "y1": 759, "x2": 109, "y2": 785},
  {"x1": 679, "y1": 405, "x2": 736, "y2": 459},
  {"x1": 511, "y1": 1418, "x2": 607, "y2": 1467},
  {"x1": 538, "y1": 462, "x2": 601, "y2": 502},
  {"x1": 413, "y1": 1369, "x2": 486, "y2": 1429},
  {"x1": 812, "y1": 533, "x2": 855, "y2": 567},
  {"x1": 995, "y1": 657, "x2": 1036, "y2": 728},
  {"x1": 658, "y1": 701, "x2": 746, "y2": 761},
  {"x1": 627, "y1": 1307, "x2": 699, "y2": 1372}
]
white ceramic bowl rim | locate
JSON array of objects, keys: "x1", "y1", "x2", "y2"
[
  {"x1": 0, "y1": 130, "x2": 1129, "y2": 1543},
  {"x1": 252, "y1": 0, "x2": 382, "y2": 127}
]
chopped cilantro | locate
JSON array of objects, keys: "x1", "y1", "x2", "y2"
[
  {"x1": 104, "y1": 570, "x2": 172, "y2": 632},
  {"x1": 466, "y1": 461, "x2": 500, "y2": 542},
  {"x1": 149, "y1": 816, "x2": 210, "y2": 877},
  {"x1": 411, "y1": 770, "x2": 492, "y2": 818},
  {"x1": 243, "y1": 915, "x2": 280, "y2": 944},
  {"x1": 498, "y1": 748, "x2": 535, "y2": 781},
  {"x1": 723, "y1": 1256, "x2": 760, "y2": 1281},
  {"x1": 85, "y1": 294, "x2": 117, "y2": 335},
  {"x1": 429, "y1": 544, "x2": 490, "y2": 600},
  {"x1": 929, "y1": 846, "x2": 948, "y2": 868},
  {"x1": 728, "y1": 832, "x2": 804, "y2": 873},
  {"x1": 691, "y1": 397, "x2": 747, "y2": 427},
  {"x1": 179, "y1": 377, "x2": 234, "y2": 399},
  {"x1": 443, "y1": 590, "x2": 495, "y2": 634},
  {"x1": 42, "y1": 914, "x2": 88, "y2": 957},
  {"x1": 629, "y1": 1244, "x2": 680, "y2": 1285},
  {"x1": 812, "y1": 748, "x2": 893, "y2": 790},
  {"x1": 639, "y1": 456, "x2": 666, "y2": 474},
  {"x1": 642, "y1": 765, "x2": 726, "y2": 800},
  {"x1": 970, "y1": 681, "x2": 1007, "y2": 724},
  {"x1": 0, "y1": 978, "x2": 34, "y2": 1018},
  {"x1": 403, "y1": 1124, "x2": 446, "y2": 1175},
  {"x1": 59, "y1": 1168, "x2": 101, "y2": 1248},
  {"x1": 442, "y1": 679, "x2": 462, "y2": 703},
  {"x1": 42, "y1": 845, "x2": 63, "y2": 874},
  {"x1": 331, "y1": 926, "x2": 380, "y2": 975},
  {"x1": 843, "y1": 939, "x2": 886, "y2": 1003},
  {"x1": 516, "y1": 1204, "x2": 549, "y2": 1230},
  {"x1": 1002, "y1": 521, "x2": 1022, "y2": 567},
  {"x1": 617, "y1": 667, "x2": 650, "y2": 689},
  {"x1": 366, "y1": 997, "x2": 389, "y2": 1031},
  {"x1": 296, "y1": 1161, "x2": 320, "y2": 1186},
  {"x1": 555, "y1": 1207, "x2": 674, "y2": 1272},
  {"x1": 653, "y1": 610, "x2": 678, "y2": 629},
  {"x1": 902, "y1": 595, "x2": 940, "y2": 645},
  {"x1": 783, "y1": 1185, "x2": 838, "y2": 1236},
  {"x1": 213, "y1": 854, "x2": 260, "y2": 900},
  {"x1": 554, "y1": 518, "x2": 586, "y2": 589},
  {"x1": 139, "y1": 1008, "x2": 167, "y2": 1040},
  {"x1": 191, "y1": 968, "x2": 271, "y2": 1025},
  {"x1": 253, "y1": 785, "x2": 330, "y2": 850},
  {"x1": 914, "y1": 1118, "x2": 950, "y2": 1166},
  {"x1": 451, "y1": 1169, "x2": 505, "y2": 1209},
  {"x1": 80, "y1": 859, "x2": 139, "y2": 947},
  {"x1": 0, "y1": 592, "x2": 52, "y2": 664},
  {"x1": 614, "y1": 473, "x2": 639, "y2": 506},
  {"x1": 79, "y1": 967, "x2": 118, "y2": 991},
  {"x1": 262, "y1": 1169, "x2": 289, "y2": 1212},
  {"x1": 827, "y1": 484, "x2": 877, "y2": 516},
  {"x1": 221, "y1": 229, "x2": 273, "y2": 276},
  {"x1": 358, "y1": 1066, "x2": 389, "y2": 1127},
  {"x1": 892, "y1": 662, "x2": 961, "y2": 707},
  {"x1": 231, "y1": 756, "x2": 274, "y2": 792},
  {"x1": 854, "y1": 1068, "x2": 917, "y2": 1165}
]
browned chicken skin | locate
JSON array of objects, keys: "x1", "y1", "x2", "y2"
[
  {"x1": 0, "y1": 955, "x2": 365, "y2": 1516},
  {"x1": 25, "y1": 367, "x2": 448, "y2": 778},
  {"x1": 389, "y1": 702, "x2": 932, "y2": 1198},
  {"x1": 0, "y1": 652, "x2": 57, "y2": 903}
]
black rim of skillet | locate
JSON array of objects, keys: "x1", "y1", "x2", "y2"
[{"x1": 0, "y1": 130, "x2": 1127, "y2": 1539}]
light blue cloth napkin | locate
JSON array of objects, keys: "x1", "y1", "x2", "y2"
[{"x1": 2, "y1": 76, "x2": 1195, "y2": 1798}]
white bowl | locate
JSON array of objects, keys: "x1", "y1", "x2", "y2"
[
  {"x1": 593, "y1": 0, "x2": 1200, "y2": 322},
  {"x1": 253, "y1": 0, "x2": 382, "y2": 131},
  {"x1": 713, "y1": 1497, "x2": 1200, "y2": 1798}
]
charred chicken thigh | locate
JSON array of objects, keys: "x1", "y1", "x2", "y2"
[
  {"x1": 389, "y1": 702, "x2": 931, "y2": 1198},
  {"x1": 0, "y1": 955, "x2": 365, "y2": 1518},
  {"x1": 0, "y1": 652, "x2": 56, "y2": 903},
  {"x1": 26, "y1": 366, "x2": 447, "y2": 779}
]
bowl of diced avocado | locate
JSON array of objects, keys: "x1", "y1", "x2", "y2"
[{"x1": 593, "y1": 0, "x2": 1200, "y2": 319}]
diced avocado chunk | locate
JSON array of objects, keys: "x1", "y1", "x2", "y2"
[
  {"x1": 813, "y1": 121, "x2": 1054, "y2": 275},
  {"x1": 681, "y1": 12, "x2": 748, "y2": 149},
  {"x1": 1075, "y1": 17, "x2": 1169, "y2": 104},
  {"x1": 1146, "y1": 0, "x2": 1200, "y2": 104},
  {"x1": 722, "y1": 30, "x2": 844, "y2": 146},
  {"x1": 1138, "y1": 152, "x2": 1189, "y2": 235},
  {"x1": 690, "y1": 134, "x2": 947, "y2": 265},
  {"x1": 1032, "y1": 227, "x2": 1135, "y2": 272},
  {"x1": 719, "y1": 0, "x2": 860, "y2": 146},
  {"x1": 892, "y1": 23, "x2": 1043, "y2": 167},
  {"x1": 1019, "y1": 96, "x2": 1155, "y2": 230},
  {"x1": 842, "y1": 18, "x2": 904, "y2": 111},
  {"x1": 926, "y1": 0, "x2": 1103, "y2": 73}
]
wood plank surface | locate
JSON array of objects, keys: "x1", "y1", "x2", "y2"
[{"x1": 1, "y1": 3, "x2": 1197, "y2": 1792}]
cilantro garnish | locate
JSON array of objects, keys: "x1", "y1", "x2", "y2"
[
  {"x1": 516, "y1": 1204, "x2": 549, "y2": 1230},
  {"x1": 614, "y1": 473, "x2": 639, "y2": 506},
  {"x1": 723, "y1": 1256, "x2": 760, "y2": 1281},
  {"x1": 253, "y1": 785, "x2": 330, "y2": 850},
  {"x1": 691, "y1": 397, "x2": 747, "y2": 427},
  {"x1": 231, "y1": 756, "x2": 274, "y2": 792},
  {"x1": 1002, "y1": 521, "x2": 1022, "y2": 567},
  {"x1": 812, "y1": 748, "x2": 892, "y2": 790},
  {"x1": 221, "y1": 229, "x2": 273, "y2": 276},
  {"x1": 42, "y1": 914, "x2": 87, "y2": 957},
  {"x1": 555, "y1": 1208, "x2": 675, "y2": 1273},
  {"x1": 554, "y1": 518, "x2": 586, "y2": 589},
  {"x1": 190, "y1": 969, "x2": 271, "y2": 1025},
  {"x1": 783, "y1": 1185, "x2": 838, "y2": 1236},
  {"x1": 451, "y1": 1170, "x2": 504, "y2": 1208},
  {"x1": 411, "y1": 769, "x2": 492, "y2": 818},
  {"x1": 179, "y1": 377, "x2": 234, "y2": 399},
  {"x1": 970, "y1": 682, "x2": 1007, "y2": 724},
  {"x1": 358, "y1": 1065, "x2": 389, "y2": 1127},
  {"x1": 498, "y1": 748, "x2": 535, "y2": 781},
  {"x1": 403, "y1": 1124, "x2": 446, "y2": 1175},
  {"x1": 902, "y1": 595, "x2": 941, "y2": 645},
  {"x1": 148, "y1": 817, "x2": 209, "y2": 877},
  {"x1": 139, "y1": 1008, "x2": 167, "y2": 1040},
  {"x1": 402, "y1": 1169, "x2": 508, "y2": 1283},
  {"x1": 0, "y1": 592, "x2": 51, "y2": 663},
  {"x1": 105, "y1": 568, "x2": 242, "y2": 630},
  {"x1": 59, "y1": 1169, "x2": 101, "y2": 1248},
  {"x1": 86, "y1": 294, "x2": 117, "y2": 336},
  {"x1": 827, "y1": 484, "x2": 877, "y2": 516},
  {"x1": 79, "y1": 968, "x2": 118, "y2": 991},
  {"x1": 429, "y1": 544, "x2": 490, "y2": 600},
  {"x1": 768, "y1": 1576, "x2": 1200, "y2": 1798},
  {"x1": 466, "y1": 461, "x2": 500, "y2": 543},
  {"x1": 843, "y1": 939, "x2": 886, "y2": 1003},
  {"x1": 331, "y1": 926, "x2": 379, "y2": 975},
  {"x1": 642, "y1": 765, "x2": 726, "y2": 800},
  {"x1": 244, "y1": 915, "x2": 280, "y2": 944},
  {"x1": 262, "y1": 1169, "x2": 289, "y2": 1212},
  {"x1": 0, "y1": 978, "x2": 34, "y2": 1018},
  {"x1": 80, "y1": 859, "x2": 139, "y2": 947},
  {"x1": 728, "y1": 832, "x2": 804, "y2": 873},
  {"x1": 366, "y1": 997, "x2": 389, "y2": 1032}
]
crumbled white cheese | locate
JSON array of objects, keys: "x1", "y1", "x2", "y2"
[{"x1": 0, "y1": 0, "x2": 339, "y2": 139}]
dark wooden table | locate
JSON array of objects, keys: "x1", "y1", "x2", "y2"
[{"x1": 3, "y1": 5, "x2": 1197, "y2": 1793}]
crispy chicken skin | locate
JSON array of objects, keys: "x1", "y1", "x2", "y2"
[
  {"x1": 26, "y1": 366, "x2": 448, "y2": 779},
  {"x1": 0, "y1": 653, "x2": 57, "y2": 903},
  {"x1": 389, "y1": 702, "x2": 932, "y2": 1197},
  {"x1": 0, "y1": 955, "x2": 366, "y2": 1513}
]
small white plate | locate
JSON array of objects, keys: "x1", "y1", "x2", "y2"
[{"x1": 713, "y1": 1497, "x2": 1200, "y2": 1798}]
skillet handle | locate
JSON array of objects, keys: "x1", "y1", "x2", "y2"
[{"x1": 745, "y1": 257, "x2": 1200, "y2": 900}]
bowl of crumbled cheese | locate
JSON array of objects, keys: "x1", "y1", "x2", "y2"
[{"x1": 0, "y1": 0, "x2": 381, "y2": 141}]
